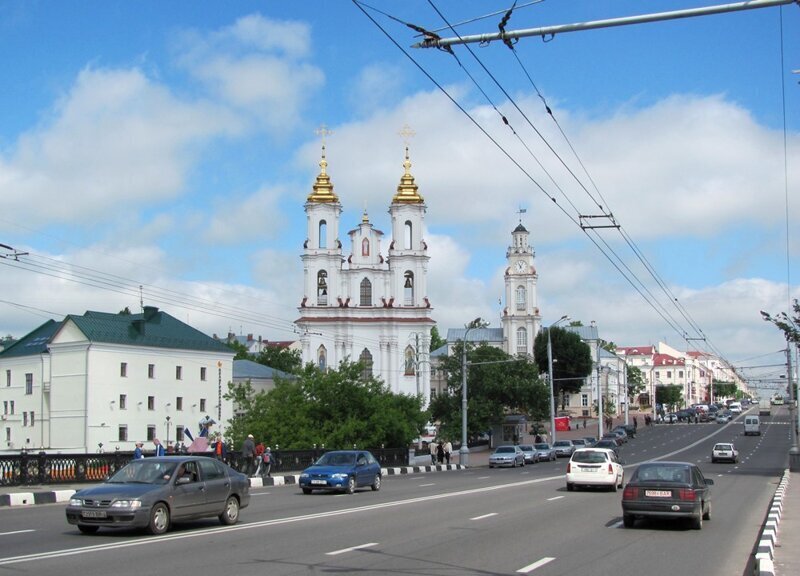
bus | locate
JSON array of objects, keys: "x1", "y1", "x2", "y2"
[{"x1": 772, "y1": 395, "x2": 785, "y2": 406}]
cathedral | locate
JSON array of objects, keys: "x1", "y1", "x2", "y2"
[{"x1": 295, "y1": 144, "x2": 434, "y2": 404}]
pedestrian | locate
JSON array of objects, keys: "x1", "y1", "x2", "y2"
[
  {"x1": 260, "y1": 447, "x2": 272, "y2": 478},
  {"x1": 429, "y1": 440, "x2": 438, "y2": 465},
  {"x1": 583, "y1": 418, "x2": 587, "y2": 429},
  {"x1": 633, "y1": 416, "x2": 638, "y2": 431},
  {"x1": 152, "y1": 438, "x2": 165, "y2": 457},
  {"x1": 133, "y1": 441, "x2": 144, "y2": 459},
  {"x1": 241, "y1": 434, "x2": 256, "y2": 476},
  {"x1": 436, "y1": 442, "x2": 445, "y2": 465},
  {"x1": 254, "y1": 440, "x2": 265, "y2": 476},
  {"x1": 443, "y1": 439, "x2": 452, "y2": 465},
  {"x1": 535, "y1": 434, "x2": 542, "y2": 444},
  {"x1": 213, "y1": 435, "x2": 227, "y2": 461}
]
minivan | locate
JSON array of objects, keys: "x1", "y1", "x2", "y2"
[
  {"x1": 744, "y1": 415, "x2": 761, "y2": 436},
  {"x1": 729, "y1": 402, "x2": 743, "y2": 414}
]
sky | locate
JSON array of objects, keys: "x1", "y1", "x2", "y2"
[{"x1": 1, "y1": 1, "x2": 798, "y2": 394}]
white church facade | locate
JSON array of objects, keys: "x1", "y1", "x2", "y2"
[{"x1": 295, "y1": 145, "x2": 434, "y2": 404}]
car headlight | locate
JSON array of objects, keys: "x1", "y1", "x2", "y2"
[
  {"x1": 331, "y1": 473, "x2": 349, "y2": 480},
  {"x1": 69, "y1": 498, "x2": 83, "y2": 506},
  {"x1": 300, "y1": 473, "x2": 309, "y2": 478},
  {"x1": 111, "y1": 499, "x2": 142, "y2": 509}
]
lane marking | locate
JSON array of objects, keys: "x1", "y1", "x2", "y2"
[
  {"x1": 250, "y1": 492, "x2": 271, "y2": 497},
  {"x1": 546, "y1": 496, "x2": 564, "y2": 501},
  {"x1": 477, "y1": 476, "x2": 491, "y2": 480},
  {"x1": 326, "y1": 542, "x2": 378, "y2": 556},
  {"x1": 611, "y1": 521, "x2": 623, "y2": 528},
  {"x1": 418, "y1": 483, "x2": 436, "y2": 487},
  {"x1": 0, "y1": 530, "x2": 35, "y2": 537},
  {"x1": 470, "y1": 513, "x2": 498, "y2": 521},
  {"x1": 517, "y1": 557, "x2": 556, "y2": 573}
]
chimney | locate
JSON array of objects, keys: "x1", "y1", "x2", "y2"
[
  {"x1": 247, "y1": 333, "x2": 253, "y2": 342},
  {"x1": 143, "y1": 306, "x2": 159, "y2": 321}
]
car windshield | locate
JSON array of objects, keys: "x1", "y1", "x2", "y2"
[
  {"x1": 635, "y1": 464, "x2": 690, "y2": 483},
  {"x1": 495, "y1": 446, "x2": 515, "y2": 453},
  {"x1": 518, "y1": 445, "x2": 533, "y2": 451},
  {"x1": 571, "y1": 451, "x2": 608, "y2": 464},
  {"x1": 714, "y1": 444, "x2": 733, "y2": 450},
  {"x1": 596, "y1": 441, "x2": 615, "y2": 447},
  {"x1": 534, "y1": 444, "x2": 550, "y2": 449},
  {"x1": 554, "y1": 441, "x2": 570, "y2": 447},
  {"x1": 315, "y1": 452, "x2": 356, "y2": 466},
  {"x1": 108, "y1": 460, "x2": 179, "y2": 484}
]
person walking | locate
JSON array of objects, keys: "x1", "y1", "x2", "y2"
[
  {"x1": 633, "y1": 415, "x2": 638, "y2": 431},
  {"x1": 429, "y1": 440, "x2": 438, "y2": 465},
  {"x1": 260, "y1": 447, "x2": 272, "y2": 479},
  {"x1": 152, "y1": 438, "x2": 165, "y2": 457},
  {"x1": 436, "y1": 442, "x2": 445, "y2": 465},
  {"x1": 241, "y1": 434, "x2": 256, "y2": 476},
  {"x1": 254, "y1": 440, "x2": 265, "y2": 476},
  {"x1": 133, "y1": 441, "x2": 144, "y2": 459},
  {"x1": 443, "y1": 440, "x2": 453, "y2": 465}
]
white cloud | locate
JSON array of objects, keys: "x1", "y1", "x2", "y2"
[{"x1": 203, "y1": 185, "x2": 288, "y2": 245}]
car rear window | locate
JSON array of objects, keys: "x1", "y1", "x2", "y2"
[
  {"x1": 571, "y1": 450, "x2": 608, "y2": 464},
  {"x1": 635, "y1": 465, "x2": 690, "y2": 483}
]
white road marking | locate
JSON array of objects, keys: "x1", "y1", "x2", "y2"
[
  {"x1": 477, "y1": 476, "x2": 491, "y2": 479},
  {"x1": 250, "y1": 492, "x2": 271, "y2": 496},
  {"x1": 326, "y1": 542, "x2": 378, "y2": 556},
  {"x1": 418, "y1": 483, "x2": 436, "y2": 487},
  {"x1": 0, "y1": 530, "x2": 35, "y2": 537},
  {"x1": 546, "y1": 496, "x2": 564, "y2": 501},
  {"x1": 470, "y1": 513, "x2": 498, "y2": 520},
  {"x1": 517, "y1": 557, "x2": 556, "y2": 573},
  {"x1": 611, "y1": 521, "x2": 623, "y2": 528}
]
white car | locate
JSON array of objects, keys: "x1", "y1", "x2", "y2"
[
  {"x1": 711, "y1": 442, "x2": 738, "y2": 463},
  {"x1": 566, "y1": 448, "x2": 624, "y2": 492}
]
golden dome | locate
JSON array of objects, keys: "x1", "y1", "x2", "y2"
[
  {"x1": 392, "y1": 147, "x2": 424, "y2": 204},
  {"x1": 306, "y1": 145, "x2": 339, "y2": 203}
]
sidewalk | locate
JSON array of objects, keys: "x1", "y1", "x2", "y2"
[{"x1": 770, "y1": 471, "x2": 798, "y2": 576}]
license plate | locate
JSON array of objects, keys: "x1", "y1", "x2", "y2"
[
  {"x1": 580, "y1": 467, "x2": 598, "y2": 472},
  {"x1": 311, "y1": 480, "x2": 327, "y2": 485},
  {"x1": 645, "y1": 490, "x2": 672, "y2": 498},
  {"x1": 81, "y1": 510, "x2": 107, "y2": 518}
]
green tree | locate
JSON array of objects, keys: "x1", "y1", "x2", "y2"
[
  {"x1": 224, "y1": 361, "x2": 427, "y2": 449},
  {"x1": 254, "y1": 346, "x2": 302, "y2": 374},
  {"x1": 533, "y1": 327, "x2": 593, "y2": 409},
  {"x1": 656, "y1": 384, "x2": 683, "y2": 412},
  {"x1": 429, "y1": 343, "x2": 548, "y2": 442},
  {"x1": 429, "y1": 326, "x2": 446, "y2": 352},
  {"x1": 626, "y1": 365, "x2": 646, "y2": 405},
  {"x1": 224, "y1": 339, "x2": 251, "y2": 361},
  {"x1": 713, "y1": 380, "x2": 738, "y2": 400},
  {"x1": 761, "y1": 299, "x2": 800, "y2": 343},
  {"x1": 119, "y1": 306, "x2": 132, "y2": 315}
]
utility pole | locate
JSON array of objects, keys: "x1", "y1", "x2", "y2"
[{"x1": 788, "y1": 344, "x2": 800, "y2": 471}]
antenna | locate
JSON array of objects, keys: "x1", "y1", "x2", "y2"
[{"x1": 139, "y1": 285, "x2": 144, "y2": 312}]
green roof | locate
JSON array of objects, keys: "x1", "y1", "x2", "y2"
[{"x1": 0, "y1": 320, "x2": 59, "y2": 358}]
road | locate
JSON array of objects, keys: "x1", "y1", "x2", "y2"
[{"x1": 0, "y1": 407, "x2": 792, "y2": 576}]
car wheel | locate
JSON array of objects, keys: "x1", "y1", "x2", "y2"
[
  {"x1": 566, "y1": 483, "x2": 574, "y2": 492},
  {"x1": 512, "y1": 459, "x2": 517, "y2": 468},
  {"x1": 610, "y1": 481, "x2": 618, "y2": 493},
  {"x1": 371, "y1": 474, "x2": 381, "y2": 491},
  {"x1": 521, "y1": 459, "x2": 525, "y2": 467},
  {"x1": 691, "y1": 512, "x2": 703, "y2": 530},
  {"x1": 489, "y1": 464, "x2": 494, "y2": 468},
  {"x1": 148, "y1": 502, "x2": 170, "y2": 535},
  {"x1": 77, "y1": 525, "x2": 99, "y2": 534},
  {"x1": 302, "y1": 487, "x2": 312, "y2": 494},
  {"x1": 711, "y1": 458, "x2": 716, "y2": 463},
  {"x1": 552, "y1": 454, "x2": 556, "y2": 461},
  {"x1": 703, "y1": 501, "x2": 711, "y2": 521},
  {"x1": 219, "y1": 496, "x2": 240, "y2": 525},
  {"x1": 623, "y1": 515, "x2": 635, "y2": 528},
  {"x1": 346, "y1": 476, "x2": 356, "y2": 494}
]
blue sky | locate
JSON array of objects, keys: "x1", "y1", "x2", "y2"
[{"x1": 1, "y1": 1, "x2": 798, "y2": 392}]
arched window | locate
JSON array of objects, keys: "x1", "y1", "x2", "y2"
[
  {"x1": 360, "y1": 277, "x2": 372, "y2": 306},
  {"x1": 317, "y1": 270, "x2": 328, "y2": 305},
  {"x1": 404, "y1": 220, "x2": 413, "y2": 250},
  {"x1": 404, "y1": 271, "x2": 414, "y2": 305},
  {"x1": 359, "y1": 348, "x2": 373, "y2": 380},
  {"x1": 516, "y1": 327, "x2": 528, "y2": 355},
  {"x1": 317, "y1": 345, "x2": 327, "y2": 371},
  {"x1": 318, "y1": 220, "x2": 327, "y2": 249},
  {"x1": 404, "y1": 346, "x2": 415, "y2": 375},
  {"x1": 516, "y1": 285, "x2": 526, "y2": 310},
  {"x1": 361, "y1": 238, "x2": 370, "y2": 256}
]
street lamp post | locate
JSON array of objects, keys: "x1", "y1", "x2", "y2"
[
  {"x1": 546, "y1": 315, "x2": 570, "y2": 444},
  {"x1": 460, "y1": 317, "x2": 488, "y2": 467}
]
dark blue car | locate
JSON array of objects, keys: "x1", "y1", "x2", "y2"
[{"x1": 299, "y1": 450, "x2": 382, "y2": 494}]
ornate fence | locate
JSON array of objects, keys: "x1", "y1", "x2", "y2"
[{"x1": 0, "y1": 446, "x2": 409, "y2": 487}]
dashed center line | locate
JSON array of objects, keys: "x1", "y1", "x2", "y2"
[
  {"x1": 0, "y1": 530, "x2": 35, "y2": 537},
  {"x1": 418, "y1": 483, "x2": 436, "y2": 487},
  {"x1": 546, "y1": 496, "x2": 564, "y2": 501},
  {"x1": 326, "y1": 542, "x2": 379, "y2": 556},
  {"x1": 470, "y1": 513, "x2": 498, "y2": 520},
  {"x1": 517, "y1": 557, "x2": 556, "y2": 573}
]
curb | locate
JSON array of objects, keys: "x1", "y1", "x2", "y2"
[
  {"x1": 0, "y1": 464, "x2": 468, "y2": 506},
  {"x1": 755, "y1": 469, "x2": 789, "y2": 576}
]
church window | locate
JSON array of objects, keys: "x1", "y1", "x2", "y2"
[
  {"x1": 516, "y1": 285, "x2": 526, "y2": 310},
  {"x1": 360, "y1": 277, "x2": 372, "y2": 306},
  {"x1": 404, "y1": 220, "x2": 412, "y2": 250},
  {"x1": 359, "y1": 348, "x2": 373, "y2": 380},
  {"x1": 318, "y1": 220, "x2": 327, "y2": 248},
  {"x1": 404, "y1": 346, "x2": 415, "y2": 375},
  {"x1": 317, "y1": 345, "x2": 327, "y2": 371},
  {"x1": 362, "y1": 238, "x2": 370, "y2": 256},
  {"x1": 317, "y1": 270, "x2": 328, "y2": 305},
  {"x1": 404, "y1": 271, "x2": 414, "y2": 305},
  {"x1": 516, "y1": 327, "x2": 527, "y2": 355}
]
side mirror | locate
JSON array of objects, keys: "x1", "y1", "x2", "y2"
[
  {"x1": 618, "y1": 459, "x2": 626, "y2": 465},
  {"x1": 705, "y1": 478, "x2": 715, "y2": 486},
  {"x1": 176, "y1": 475, "x2": 193, "y2": 485}
]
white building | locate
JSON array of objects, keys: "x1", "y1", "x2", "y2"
[
  {"x1": 0, "y1": 307, "x2": 234, "y2": 454},
  {"x1": 295, "y1": 145, "x2": 434, "y2": 402}
]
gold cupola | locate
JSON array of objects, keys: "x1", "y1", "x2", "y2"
[
  {"x1": 306, "y1": 145, "x2": 339, "y2": 203},
  {"x1": 392, "y1": 146, "x2": 424, "y2": 204}
]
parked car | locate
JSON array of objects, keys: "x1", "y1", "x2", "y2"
[
  {"x1": 518, "y1": 444, "x2": 539, "y2": 464},
  {"x1": 592, "y1": 439, "x2": 621, "y2": 456},
  {"x1": 715, "y1": 412, "x2": 732, "y2": 424},
  {"x1": 583, "y1": 437, "x2": 597, "y2": 446},
  {"x1": 552, "y1": 440, "x2": 577, "y2": 458},
  {"x1": 566, "y1": 448, "x2": 625, "y2": 492},
  {"x1": 65, "y1": 456, "x2": 250, "y2": 535},
  {"x1": 609, "y1": 429, "x2": 628, "y2": 443},
  {"x1": 533, "y1": 443, "x2": 557, "y2": 462},
  {"x1": 662, "y1": 413, "x2": 678, "y2": 424},
  {"x1": 613, "y1": 424, "x2": 636, "y2": 439},
  {"x1": 621, "y1": 461, "x2": 714, "y2": 529},
  {"x1": 489, "y1": 445, "x2": 526, "y2": 468},
  {"x1": 728, "y1": 402, "x2": 743, "y2": 414},
  {"x1": 299, "y1": 450, "x2": 382, "y2": 494},
  {"x1": 711, "y1": 442, "x2": 738, "y2": 463},
  {"x1": 571, "y1": 438, "x2": 588, "y2": 448},
  {"x1": 600, "y1": 434, "x2": 623, "y2": 446}
]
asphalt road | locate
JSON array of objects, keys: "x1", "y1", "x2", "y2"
[{"x1": 0, "y1": 407, "x2": 792, "y2": 576}]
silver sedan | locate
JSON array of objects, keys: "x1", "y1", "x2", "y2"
[{"x1": 488, "y1": 445, "x2": 526, "y2": 468}]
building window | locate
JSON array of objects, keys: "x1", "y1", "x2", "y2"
[
  {"x1": 404, "y1": 220, "x2": 413, "y2": 250},
  {"x1": 317, "y1": 346, "x2": 327, "y2": 371},
  {"x1": 359, "y1": 348, "x2": 373, "y2": 381},
  {"x1": 5, "y1": 370, "x2": 9, "y2": 387},
  {"x1": 120, "y1": 394, "x2": 127, "y2": 410},
  {"x1": 678, "y1": 370, "x2": 684, "y2": 379},
  {"x1": 120, "y1": 362, "x2": 127, "y2": 377},
  {"x1": 118, "y1": 425, "x2": 128, "y2": 442},
  {"x1": 360, "y1": 277, "x2": 372, "y2": 306},
  {"x1": 319, "y1": 219, "x2": 327, "y2": 248},
  {"x1": 148, "y1": 396, "x2": 155, "y2": 411},
  {"x1": 176, "y1": 366, "x2": 182, "y2": 380},
  {"x1": 581, "y1": 393, "x2": 588, "y2": 407},
  {"x1": 148, "y1": 364, "x2": 155, "y2": 379},
  {"x1": 5, "y1": 428, "x2": 10, "y2": 442},
  {"x1": 404, "y1": 346, "x2": 415, "y2": 375},
  {"x1": 430, "y1": 388, "x2": 437, "y2": 398},
  {"x1": 317, "y1": 270, "x2": 328, "y2": 305},
  {"x1": 25, "y1": 373, "x2": 33, "y2": 395},
  {"x1": 23, "y1": 412, "x2": 28, "y2": 427},
  {"x1": 666, "y1": 371, "x2": 672, "y2": 379},
  {"x1": 361, "y1": 237, "x2": 370, "y2": 256},
  {"x1": 9, "y1": 401, "x2": 14, "y2": 415},
  {"x1": 563, "y1": 395, "x2": 571, "y2": 407},
  {"x1": 146, "y1": 426, "x2": 156, "y2": 441},
  {"x1": 199, "y1": 399, "x2": 206, "y2": 412},
  {"x1": 404, "y1": 271, "x2": 414, "y2": 305},
  {"x1": 516, "y1": 285, "x2": 526, "y2": 310},
  {"x1": 30, "y1": 411, "x2": 34, "y2": 426},
  {"x1": 176, "y1": 426, "x2": 185, "y2": 442},
  {"x1": 2, "y1": 401, "x2": 6, "y2": 414},
  {"x1": 516, "y1": 327, "x2": 527, "y2": 355},
  {"x1": 200, "y1": 367, "x2": 207, "y2": 381},
  {"x1": 176, "y1": 397, "x2": 183, "y2": 411}
]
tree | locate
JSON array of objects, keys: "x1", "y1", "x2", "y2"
[
  {"x1": 254, "y1": 346, "x2": 302, "y2": 374},
  {"x1": 429, "y1": 326, "x2": 446, "y2": 352},
  {"x1": 119, "y1": 306, "x2": 132, "y2": 315},
  {"x1": 656, "y1": 384, "x2": 683, "y2": 412},
  {"x1": 532, "y1": 327, "x2": 593, "y2": 408},
  {"x1": 224, "y1": 361, "x2": 428, "y2": 449},
  {"x1": 224, "y1": 339, "x2": 250, "y2": 361},
  {"x1": 626, "y1": 365, "x2": 646, "y2": 405},
  {"x1": 761, "y1": 299, "x2": 800, "y2": 343},
  {"x1": 429, "y1": 343, "x2": 548, "y2": 442},
  {"x1": 713, "y1": 380, "x2": 738, "y2": 400}
]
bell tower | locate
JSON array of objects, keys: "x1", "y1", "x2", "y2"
[{"x1": 501, "y1": 219, "x2": 540, "y2": 356}]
